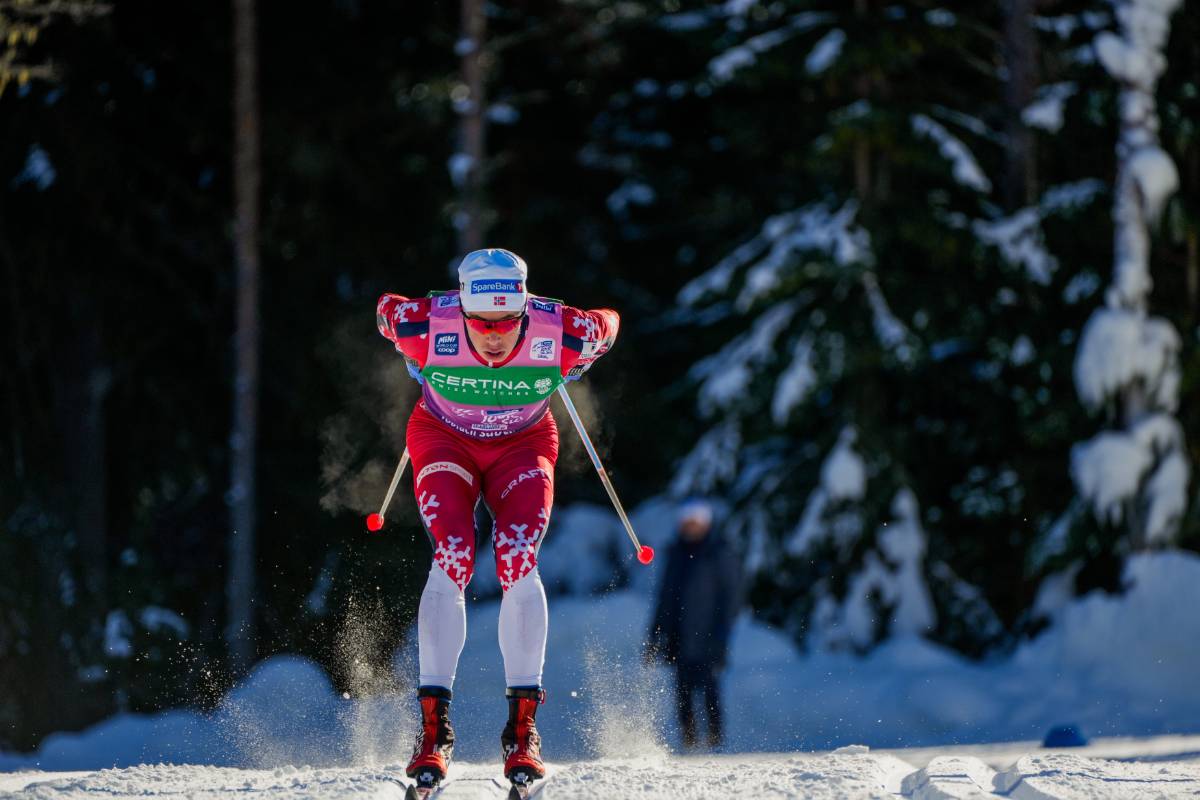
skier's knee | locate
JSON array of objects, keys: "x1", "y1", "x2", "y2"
[
  {"x1": 493, "y1": 512, "x2": 548, "y2": 592},
  {"x1": 428, "y1": 562, "x2": 467, "y2": 595},
  {"x1": 495, "y1": 547, "x2": 539, "y2": 592},
  {"x1": 432, "y1": 531, "x2": 476, "y2": 590},
  {"x1": 498, "y1": 561, "x2": 545, "y2": 597}
]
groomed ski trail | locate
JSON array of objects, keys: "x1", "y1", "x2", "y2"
[
  {"x1": 3, "y1": 746, "x2": 1199, "y2": 799},
  {"x1": 405, "y1": 763, "x2": 556, "y2": 799}
]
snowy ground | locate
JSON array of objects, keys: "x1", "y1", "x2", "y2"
[
  {"x1": 3, "y1": 502, "x2": 1199, "y2": 796},
  {"x1": 3, "y1": 738, "x2": 1199, "y2": 799}
]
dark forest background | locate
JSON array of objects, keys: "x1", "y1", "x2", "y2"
[{"x1": 1, "y1": 0, "x2": 1198, "y2": 751}]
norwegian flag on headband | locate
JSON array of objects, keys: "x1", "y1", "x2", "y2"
[{"x1": 494, "y1": 296, "x2": 507, "y2": 306}]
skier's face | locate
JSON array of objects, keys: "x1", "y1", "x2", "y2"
[
  {"x1": 463, "y1": 310, "x2": 525, "y2": 363},
  {"x1": 680, "y1": 518, "x2": 710, "y2": 541}
]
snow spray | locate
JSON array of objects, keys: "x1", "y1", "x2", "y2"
[
  {"x1": 577, "y1": 633, "x2": 671, "y2": 762},
  {"x1": 334, "y1": 595, "x2": 413, "y2": 766}
]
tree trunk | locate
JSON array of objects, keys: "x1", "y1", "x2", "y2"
[
  {"x1": 1002, "y1": 0, "x2": 1038, "y2": 209},
  {"x1": 228, "y1": 0, "x2": 259, "y2": 676},
  {"x1": 456, "y1": 0, "x2": 487, "y2": 257}
]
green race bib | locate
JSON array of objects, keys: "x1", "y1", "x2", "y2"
[{"x1": 421, "y1": 365, "x2": 565, "y2": 406}]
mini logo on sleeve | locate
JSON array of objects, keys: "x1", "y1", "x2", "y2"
[
  {"x1": 436, "y1": 294, "x2": 461, "y2": 309},
  {"x1": 471, "y1": 279, "x2": 523, "y2": 294},
  {"x1": 530, "y1": 337, "x2": 556, "y2": 361},
  {"x1": 434, "y1": 333, "x2": 459, "y2": 355}
]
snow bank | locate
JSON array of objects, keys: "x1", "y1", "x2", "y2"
[
  {"x1": 9, "y1": 750, "x2": 1200, "y2": 798},
  {"x1": 0, "y1": 656, "x2": 346, "y2": 771},
  {"x1": 4, "y1": 520, "x2": 1199, "y2": 770}
]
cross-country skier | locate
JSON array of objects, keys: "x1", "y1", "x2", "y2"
[{"x1": 376, "y1": 248, "x2": 620, "y2": 795}]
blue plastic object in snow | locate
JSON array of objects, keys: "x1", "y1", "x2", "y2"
[{"x1": 1043, "y1": 725, "x2": 1089, "y2": 747}]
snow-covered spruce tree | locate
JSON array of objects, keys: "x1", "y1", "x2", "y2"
[
  {"x1": 1065, "y1": 0, "x2": 1190, "y2": 554},
  {"x1": 586, "y1": 1, "x2": 1056, "y2": 654},
  {"x1": 587, "y1": 0, "x2": 1179, "y2": 652}
]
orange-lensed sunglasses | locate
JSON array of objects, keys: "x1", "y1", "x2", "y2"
[{"x1": 462, "y1": 312, "x2": 524, "y2": 335}]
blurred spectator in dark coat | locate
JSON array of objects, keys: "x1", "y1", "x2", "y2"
[{"x1": 645, "y1": 499, "x2": 742, "y2": 749}]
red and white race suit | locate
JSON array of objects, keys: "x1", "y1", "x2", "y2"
[{"x1": 377, "y1": 291, "x2": 619, "y2": 690}]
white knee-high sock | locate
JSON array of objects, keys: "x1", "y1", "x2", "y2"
[
  {"x1": 418, "y1": 565, "x2": 467, "y2": 689},
  {"x1": 498, "y1": 568, "x2": 548, "y2": 687}
]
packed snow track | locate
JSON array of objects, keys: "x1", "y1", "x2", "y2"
[{"x1": 3, "y1": 743, "x2": 1199, "y2": 799}]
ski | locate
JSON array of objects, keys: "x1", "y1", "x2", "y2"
[
  {"x1": 505, "y1": 781, "x2": 547, "y2": 799},
  {"x1": 405, "y1": 782, "x2": 454, "y2": 800},
  {"x1": 403, "y1": 770, "x2": 447, "y2": 800},
  {"x1": 404, "y1": 783, "x2": 440, "y2": 800},
  {"x1": 505, "y1": 768, "x2": 542, "y2": 800}
]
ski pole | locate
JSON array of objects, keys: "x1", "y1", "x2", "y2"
[
  {"x1": 556, "y1": 384, "x2": 654, "y2": 565},
  {"x1": 366, "y1": 447, "x2": 410, "y2": 532}
]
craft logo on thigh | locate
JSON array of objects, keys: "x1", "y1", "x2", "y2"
[
  {"x1": 417, "y1": 461, "x2": 475, "y2": 486},
  {"x1": 529, "y1": 337, "x2": 556, "y2": 361},
  {"x1": 500, "y1": 468, "x2": 549, "y2": 499}
]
